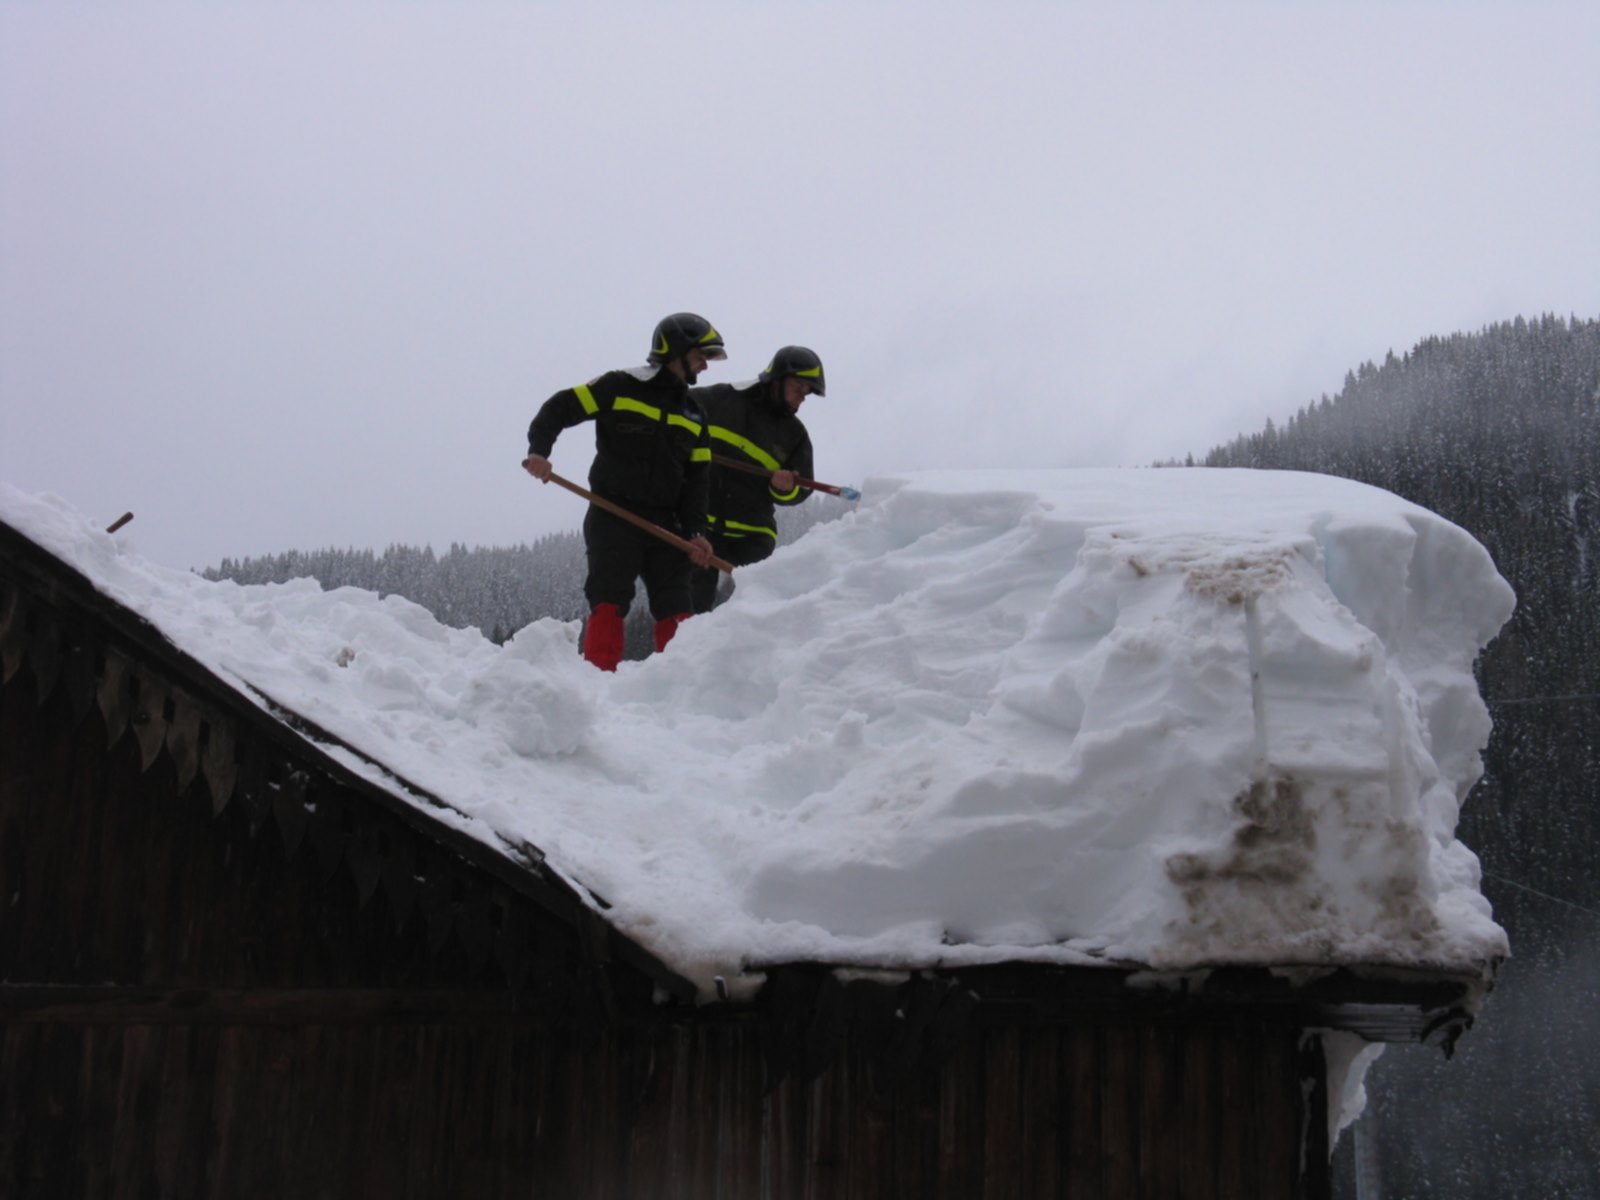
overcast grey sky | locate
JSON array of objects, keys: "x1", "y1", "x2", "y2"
[{"x1": 3, "y1": 1, "x2": 1597, "y2": 570}]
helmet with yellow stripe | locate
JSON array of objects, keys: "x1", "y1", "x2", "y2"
[
  {"x1": 759, "y1": 345, "x2": 826, "y2": 397},
  {"x1": 648, "y1": 313, "x2": 728, "y2": 366}
]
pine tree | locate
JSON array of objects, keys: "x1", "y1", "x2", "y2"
[{"x1": 1201, "y1": 315, "x2": 1600, "y2": 1199}]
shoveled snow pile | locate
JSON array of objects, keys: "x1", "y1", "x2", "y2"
[{"x1": 0, "y1": 468, "x2": 1514, "y2": 998}]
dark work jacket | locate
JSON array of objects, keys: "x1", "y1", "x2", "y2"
[
  {"x1": 527, "y1": 365, "x2": 711, "y2": 538},
  {"x1": 690, "y1": 379, "x2": 814, "y2": 543}
]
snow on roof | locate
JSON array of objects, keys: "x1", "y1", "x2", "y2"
[{"x1": 1, "y1": 468, "x2": 1514, "y2": 1000}]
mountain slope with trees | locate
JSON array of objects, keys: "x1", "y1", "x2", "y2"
[
  {"x1": 204, "y1": 494, "x2": 853, "y2": 653},
  {"x1": 206, "y1": 530, "x2": 589, "y2": 645},
  {"x1": 1200, "y1": 314, "x2": 1599, "y2": 1199}
]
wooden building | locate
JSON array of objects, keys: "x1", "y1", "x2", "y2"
[{"x1": 0, "y1": 517, "x2": 1489, "y2": 1198}]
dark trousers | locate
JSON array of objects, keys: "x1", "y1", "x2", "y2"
[
  {"x1": 690, "y1": 531, "x2": 775, "y2": 614},
  {"x1": 583, "y1": 506, "x2": 693, "y2": 619}
]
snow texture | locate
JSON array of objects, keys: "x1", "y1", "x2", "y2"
[{"x1": 1, "y1": 469, "x2": 1514, "y2": 1005}]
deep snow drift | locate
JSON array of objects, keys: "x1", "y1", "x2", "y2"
[{"x1": 1, "y1": 469, "x2": 1514, "y2": 1000}]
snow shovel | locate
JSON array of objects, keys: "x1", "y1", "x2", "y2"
[
  {"x1": 709, "y1": 454, "x2": 862, "y2": 502},
  {"x1": 541, "y1": 471, "x2": 734, "y2": 574}
]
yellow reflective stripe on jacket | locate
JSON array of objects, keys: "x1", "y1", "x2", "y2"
[
  {"x1": 690, "y1": 446, "x2": 711, "y2": 464},
  {"x1": 667, "y1": 412, "x2": 704, "y2": 437},
  {"x1": 708, "y1": 515, "x2": 777, "y2": 540},
  {"x1": 709, "y1": 426, "x2": 781, "y2": 471},
  {"x1": 573, "y1": 384, "x2": 599, "y2": 415},
  {"x1": 610, "y1": 398, "x2": 704, "y2": 438},
  {"x1": 613, "y1": 396, "x2": 662, "y2": 421},
  {"x1": 770, "y1": 481, "x2": 802, "y2": 503}
]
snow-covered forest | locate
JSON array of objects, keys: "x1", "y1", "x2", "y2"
[
  {"x1": 202, "y1": 315, "x2": 1599, "y2": 1197},
  {"x1": 1204, "y1": 314, "x2": 1599, "y2": 1199},
  {"x1": 205, "y1": 494, "x2": 854, "y2": 655},
  {"x1": 206, "y1": 529, "x2": 590, "y2": 644}
]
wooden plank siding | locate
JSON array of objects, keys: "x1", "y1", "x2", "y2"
[
  {"x1": 1, "y1": 526, "x2": 1473, "y2": 1198},
  {"x1": 4, "y1": 1008, "x2": 1327, "y2": 1198}
]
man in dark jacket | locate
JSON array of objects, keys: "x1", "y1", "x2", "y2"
[
  {"x1": 688, "y1": 345, "x2": 823, "y2": 613},
  {"x1": 522, "y1": 313, "x2": 724, "y2": 671}
]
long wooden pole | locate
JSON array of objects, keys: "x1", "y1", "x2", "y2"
[
  {"x1": 546, "y1": 472, "x2": 734, "y2": 574},
  {"x1": 709, "y1": 453, "x2": 861, "y2": 502}
]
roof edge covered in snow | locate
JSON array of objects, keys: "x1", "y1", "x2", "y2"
[{"x1": 2, "y1": 509, "x2": 1496, "y2": 1042}]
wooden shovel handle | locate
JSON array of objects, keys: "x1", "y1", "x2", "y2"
[
  {"x1": 709, "y1": 454, "x2": 860, "y2": 501},
  {"x1": 545, "y1": 472, "x2": 733, "y2": 574}
]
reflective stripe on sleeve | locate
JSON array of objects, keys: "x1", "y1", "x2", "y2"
[{"x1": 573, "y1": 384, "x2": 599, "y2": 415}]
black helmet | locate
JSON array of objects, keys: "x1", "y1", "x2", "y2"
[
  {"x1": 648, "y1": 312, "x2": 727, "y2": 365},
  {"x1": 758, "y1": 345, "x2": 826, "y2": 396}
]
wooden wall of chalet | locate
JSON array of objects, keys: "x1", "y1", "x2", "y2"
[{"x1": 0, "y1": 535, "x2": 1333, "y2": 1199}]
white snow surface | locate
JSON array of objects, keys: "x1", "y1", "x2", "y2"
[{"x1": 2, "y1": 469, "x2": 1514, "y2": 999}]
